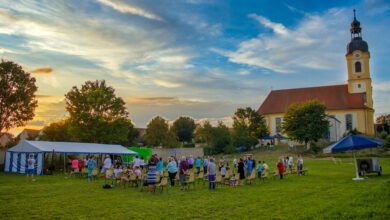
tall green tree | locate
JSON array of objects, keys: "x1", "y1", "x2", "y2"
[
  {"x1": 281, "y1": 100, "x2": 329, "y2": 149},
  {"x1": 0, "y1": 60, "x2": 38, "y2": 133},
  {"x1": 209, "y1": 121, "x2": 230, "y2": 154},
  {"x1": 39, "y1": 119, "x2": 72, "y2": 141},
  {"x1": 194, "y1": 120, "x2": 213, "y2": 145},
  {"x1": 231, "y1": 107, "x2": 269, "y2": 148},
  {"x1": 65, "y1": 80, "x2": 137, "y2": 144},
  {"x1": 144, "y1": 116, "x2": 179, "y2": 148},
  {"x1": 172, "y1": 116, "x2": 196, "y2": 143}
]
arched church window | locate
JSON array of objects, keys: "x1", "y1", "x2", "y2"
[{"x1": 355, "y1": 61, "x2": 362, "y2": 73}]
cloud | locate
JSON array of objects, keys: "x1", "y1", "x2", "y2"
[
  {"x1": 248, "y1": 14, "x2": 288, "y2": 35},
  {"x1": 126, "y1": 97, "x2": 176, "y2": 103},
  {"x1": 213, "y1": 9, "x2": 349, "y2": 74},
  {"x1": 374, "y1": 81, "x2": 390, "y2": 91},
  {"x1": 30, "y1": 66, "x2": 53, "y2": 74},
  {"x1": 154, "y1": 80, "x2": 184, "y2": 88},
  {"x1": 0, "y1": 3, "x2": 186, "y2": 72},
  {"x1": 96, "y1": 0, "x2": 163, "y2": 21},
  {"x1": 126, "y1": 96, "x2": 242, "y2": 127}
]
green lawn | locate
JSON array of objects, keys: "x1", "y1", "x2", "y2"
[{"x1": 0, "y1": 156, "x2": 389, "y2": 219}]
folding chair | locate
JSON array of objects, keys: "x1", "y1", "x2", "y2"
[{"x1": 158, "y1": 177, "x2": 168, "y2": 193}]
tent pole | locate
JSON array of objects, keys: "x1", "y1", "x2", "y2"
[
  {"x1": 352, "y1": 151, "x2": 363, "y2": 180},
  {"x1": 64, "y1": 153, "x2": 66, "y2": 174}
]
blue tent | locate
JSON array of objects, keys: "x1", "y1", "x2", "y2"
[
  {"x1": 323, "y1": 135, "x2": 384, "y2": 153},
  {"x1": 236, "y1": 146, "x2": 247, "y2": 151},
  {"x1": 260, "y1": 135, "x2": 274, "y2": 140},
  {"x1": 168, "y1": 150, "x2": 183, "y2": 154},
  {"x1": 323, "y1": 135, "x2": 384, "y2": 180}
]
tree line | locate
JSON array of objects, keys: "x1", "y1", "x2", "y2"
[{"x1": 1, "y1": 60, "x2": 333, "y2": 152}]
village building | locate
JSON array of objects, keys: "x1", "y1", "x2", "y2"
[
  {"x1": 18, "y1": 129, "x2": 42, "y2": 142},
  {"x1": 257, "y1": 11, "x2": 374, "y2": 142}
]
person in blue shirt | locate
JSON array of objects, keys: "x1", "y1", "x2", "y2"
[
  {"x1": 246, "y1": 159, "x2": 253, "y2": 184},
  {"x1": 87, "y1": 155, "x2": 96, "y2": 181},
  {"x1": 195, "y1": 157, "x2": 201, "y2": 174},
  {"x1": 157, "y1": 157, "x2": 164, "y2": 177},
  {"x1": 166, "y1": 157, "x2": 178, "y2": 187},
  {"x1": 257, "y1": 160, "x2": 263, "y2": 184},
  {"x1": 203, "y1": 157, "x2": 209, "y2": 174}
]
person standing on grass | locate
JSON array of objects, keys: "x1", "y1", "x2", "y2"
[
  {"x1": 262, "y1": 161, "x2": 269, "y2": 171},
  {"x1": 257, "y1": 160, "x2": 263, "y2": 184},
  {"x1": 87, "y1": 155, "x2": 96, "y2": 181},
  {"x1": 203, "y1": 156, "x2": 209, "y2": 174},
  {"x1": 188, "y1": 155, "x2": 194, "y2": 170},
  {"x1": 157, "y1": 157, "x2": 164, "y2": 177},
  {"x1": 179, "y1": 156, "x2": 189, "y2": 190},
  {"x1": 147, "y1": 157, "x2": 158, "y2": 194},
  {"x1": 233, "y1": 158, "x2": 237, "y2": 169},
  {"x1": 195, "y1": 157, "x2": 201, "y2": 174},
  {"x1": 277, "y1": 158, "x2": 285, "y2": 180},
  {"x1": 288, "y1": 155, "x2": 293, "y2": 170},
  {"x1": 166, "y1": 157, "x2": 178, "y2": 187},
  {"x1": 284, "y1": 157, "x2": 289, "y2": 171},
  {"x1": 26, "y1": 154, "x2": 35, "y2": 181},
  {"x1": 70, "y1": 159, "x2": 78, "y2": 176},
  {"x1": 132, "y1": 155, "x2": 139, "y2": 169},
  {"x1": 101, "y1": 155, "x2": 112, "y2": 173},
  {"x1": 297, "y1": 155, "x2": 303, "y2": 176},
  {"x1": 78, "y1": 159, "x2": 84, "y2": 171},
  {"x1": 84, "y1": 157, "x2": 88, "y2": 168},
  {"x1": 246, "y1": 158, "x2": 253, "y2": 184},
  {"x1": 238, "y1": 158, "x2": 245, "y2": 185},
  {"x1": 208, "y1": 158, "x2": 217, "y2": 190},
  {"x1": 221, "y1": 164, "x2": 226, "y2": 182}
]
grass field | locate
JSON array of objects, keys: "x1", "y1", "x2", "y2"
[{"x1": 0, "y1": 154, "x2": 390, "y2": 220}]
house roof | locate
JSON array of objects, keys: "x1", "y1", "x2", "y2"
[
  {"x1": 257, "y1": 84, "x2": 366, "y2": 115},
  {"x1": 22, "y1": 129, "x2": 41, "y2": 138}
]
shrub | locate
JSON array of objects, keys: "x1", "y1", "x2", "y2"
[
  {"x1": 182, "y1": 143, "x2": 195, "y2": 148},
  {"x1": 379, "y1": 131, "x2": 388, "y2": 140},
  {"x1": 223, "y1": 145, "x2": 237, "y2": 154},
  {"x1": 386, "y1": 136, "x2": 390, "y2": 148}
]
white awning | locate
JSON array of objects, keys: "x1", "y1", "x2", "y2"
[{"x1": 7, "y1": 140, "x2": 138, "y2": 155}]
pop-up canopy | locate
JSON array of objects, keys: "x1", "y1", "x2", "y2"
[
  {"x1": 4, "y1": 140, "x2": 138, "y2": 175},
  {"x1": 323, "y1": 135, "x2": 383, "y2": 180}
]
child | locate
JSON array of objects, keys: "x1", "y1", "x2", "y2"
[
  {"x1": 114, "y1": 164, "x2": 123, "y2": 179},
  {"x1": 221, "y1": 164, "x2": 226, "y2": 182},
  {"x1": 134, "y1": 166, "x2": 141, "y2": 178},
  {"x1": 257, "y1": 160, "x2": 263, "y2": 184},
  {"x1": 157, "y1": 157, "x2": 164, "y2": 177},
  {"x1": 26, "y1": 154, "x2": 35, "y2": 181},
  {"x1": 230, "y1": 174, "x2": 237, "y2": 186}
]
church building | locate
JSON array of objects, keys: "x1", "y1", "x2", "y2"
[{"x1": 257, "y1": 11, "x2": 375, "y2": 141}]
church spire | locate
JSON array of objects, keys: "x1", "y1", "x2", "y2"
[
  {"x1": 350, "y1": 9, "x2": 362, "y2": 39},
  {"x1": 347, "y1": 9, "x2": 368, "y2": 55}
]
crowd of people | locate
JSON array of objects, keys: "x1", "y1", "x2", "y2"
[{"x1": 67, "y1": 153, "x2": 304, "y2": 193}]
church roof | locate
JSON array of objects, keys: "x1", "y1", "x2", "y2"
[{"x1": 257, "y1": 84, "x2": 366, "y2": 115}]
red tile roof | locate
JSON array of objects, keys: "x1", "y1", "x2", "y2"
[{"x1": 257, "y1": 84, "x2": 366, "y2": 115}]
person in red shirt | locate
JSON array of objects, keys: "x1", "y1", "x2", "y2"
[
  {"x1": 78, "y1": 159, "x2": 84, "y2": 171},
  {"x1": 277, "y1": 158, "x2": 285, "y2": 180}
]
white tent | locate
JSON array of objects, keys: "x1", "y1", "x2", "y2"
[{"x1": 4, "y1": 140, "x2": 138, "y2": 175}]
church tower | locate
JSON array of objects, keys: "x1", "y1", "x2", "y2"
[
  {"x1": 346, "y1": 10, "x2": 372, "y2": 107},
  {"x1": 346, "y1": 9, "x2": 374, "y2": 134}
]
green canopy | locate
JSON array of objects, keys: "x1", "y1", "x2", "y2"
[{"x1": 122, "y1": 147, "x2": 152, "y2": 163}]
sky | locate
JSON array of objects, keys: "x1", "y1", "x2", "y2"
[{"x1": 1, "y1": 0, "x2": 390, "y2": 134}]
